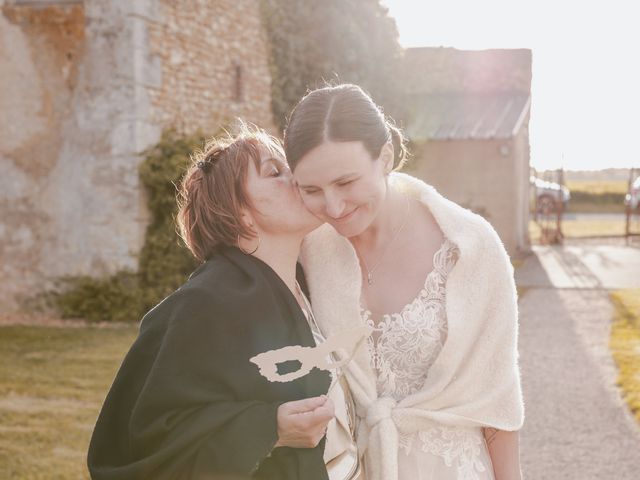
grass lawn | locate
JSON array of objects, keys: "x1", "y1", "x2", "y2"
[
  {"x1": 0, "y1": 324, "x2": 138, "y2": 479},
  {"x1": 565, "y1": 180, "x2": 629, "y2": 195},
  {"x1": 564, "y1": 179, "x2": 628, "y2": 214},
  {"x1": 610, "y1": 290, "x2": 640, "y2": 423}
]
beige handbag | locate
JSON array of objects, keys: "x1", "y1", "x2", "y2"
[{"x1": 324, "y1": 374, "x2": 363, "y2": 480}]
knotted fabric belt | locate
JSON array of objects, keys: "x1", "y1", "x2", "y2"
[{"x1": 356, "y1": 397, "x2": 403, "y2": 480}]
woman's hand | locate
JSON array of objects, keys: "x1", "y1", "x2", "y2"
[{"x1": 275, "y1": 395, "x2": 335, "y2": 448}]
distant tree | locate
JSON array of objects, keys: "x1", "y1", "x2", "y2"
[{"x1": 261, "y1": 0, "x2": 404, "y2": 131}]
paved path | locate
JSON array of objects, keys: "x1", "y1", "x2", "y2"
[
  {"x1": 517, "y1": 243, "x2": 640, "y2": 479},
  {"x1": 563, "y1": 213, "x2": 627, "y2": 221},
  {"x1": 516, "y1": 244, "x2": 640, "y2": 289}
]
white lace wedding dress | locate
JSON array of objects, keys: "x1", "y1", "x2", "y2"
[{"x1": 360, "y1": 238, "x2": 495, "y2": 480}]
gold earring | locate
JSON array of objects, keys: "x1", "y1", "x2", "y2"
[{"x1": 238, "y1": 233, "x2": 261, "y2": 255}]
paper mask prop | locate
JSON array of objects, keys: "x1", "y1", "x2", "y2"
[{"x1": 250, "y1": 324, "x2": 373, "y2": 383}]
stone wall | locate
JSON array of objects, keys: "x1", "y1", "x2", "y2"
[
  {"x1": 146, "y1": 0, "x2": 276, "y2": 134},
  {"x1": 0, "y1": 0, "x2": 275, "y2": 312},
  {"x1": 0, "y1": 0, "x2": 95, "y2": 311}
]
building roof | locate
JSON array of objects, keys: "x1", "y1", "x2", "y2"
[
  {"x1": 406, "y1": 92, "x2": 531, "y2": 141},
  {"x1": 402, "y1": 47, "x2": 532, "y2": 95}
]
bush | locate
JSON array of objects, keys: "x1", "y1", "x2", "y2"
[
  {"x1": 261, "y1": 0, "x2": 403, "y2": 131},
  {"x1": 568, "y1": 190, "x2": 625, "y2": 205},
  {"x1": 136, "y1": 130, "x2": 203, "y2": 314},
  {"x1": 40, "y1": 130, "x2": 203, "y2": 322},
  {"x1": 53, "y1": 272, "x2": 142, "y2": 323}
]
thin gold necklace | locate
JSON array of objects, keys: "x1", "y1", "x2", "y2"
[{"x1": 358, "y1": 195, "x2": 410, "y2": 286}]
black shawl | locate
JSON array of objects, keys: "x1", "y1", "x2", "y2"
[{"x1": 88, "y1": 246, "x2": 331, "y2": 480}]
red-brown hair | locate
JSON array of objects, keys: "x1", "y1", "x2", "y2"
[{"x1": 176, "y1": 125, "x2": 284, "y2": 262}]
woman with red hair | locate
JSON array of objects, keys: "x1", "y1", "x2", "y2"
[{"x1": 88, "y1": 126, "x2": 338, "y2": 480}]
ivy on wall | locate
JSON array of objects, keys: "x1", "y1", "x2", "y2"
[
  {"x1": 136, "y1": 130, "x2": 202, "y2": 314},
  {"x1": 43, "y1": 130, "x2": 202, "y2": 322}
]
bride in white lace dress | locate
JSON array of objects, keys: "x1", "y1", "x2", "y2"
[
  {"x1": 284, "y1": 84, "x2": 524, "y2": 480},
  {"x1": 361, "y1": 238, "x2": 495, "y2": 479}
]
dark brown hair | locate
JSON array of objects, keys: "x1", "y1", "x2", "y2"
[
  {"x1": 176, "y1": 125, "x2": 284, "y2": 262},
  {"x1": 283, "y1": 84, "x2": 408, "y2": 171}
]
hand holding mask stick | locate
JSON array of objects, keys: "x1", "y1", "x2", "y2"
[{"x1": 250, "y1": 324, "x2": 372, "y2": 454}]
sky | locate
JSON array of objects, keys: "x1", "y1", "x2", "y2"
[{"x1": 382, "y1": 0, "x2": 640, "y2": 171}]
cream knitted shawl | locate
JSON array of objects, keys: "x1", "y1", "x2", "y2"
[{"x1": 299, "y1": 173, "x2": 525, "y2": 480}]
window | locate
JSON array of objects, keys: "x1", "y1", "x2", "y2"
[{"x1": 233, "y1": 63, "x2": 244, "y2": 103}]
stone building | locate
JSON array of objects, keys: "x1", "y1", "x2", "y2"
[
  {"x1": 0, "y1": 0, "x2": 275, "y2": 311},
  {"x1": 402, "y1": 47, "x2": 532, "y2": 255}
]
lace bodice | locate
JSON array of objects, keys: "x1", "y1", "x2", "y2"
[
  {"x1": 361, "y1": 238, "x2": 459, "y2": 400},
  {"x1": 360, "y1": 239, "x2": 493, "y2": 480}
]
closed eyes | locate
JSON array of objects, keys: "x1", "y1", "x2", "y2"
[
  {"x1": 262, "y1": 160, "x2": 288, "y2": 178},
  {"x1": 300, "y1": 177, "x2": 357, "y2": 194},
  {"x1": 336, "y1": 179, "x2": 355, "y2": 187}
]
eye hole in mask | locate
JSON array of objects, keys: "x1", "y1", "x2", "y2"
[{"x1": 250, "y1": 324, "x2": 374, "y2": 383}]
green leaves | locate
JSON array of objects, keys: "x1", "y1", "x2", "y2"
[
  {"x1": 41, "y1": 130, "x2": 204, "y2": 323},
  {"x1": 136, "y1": 130, "x2": 203, "y2": 315},
  {"x1": 261, "y1": 0, "x2": 404, "y2": 131}
]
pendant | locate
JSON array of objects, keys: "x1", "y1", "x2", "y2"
[{"x1": 367, "y1": 273, "x2": 373, "y2": 285}]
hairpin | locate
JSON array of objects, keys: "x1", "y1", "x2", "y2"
[{"x1": 197, "y1": 148, "x2": 225, "y2": 171}]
